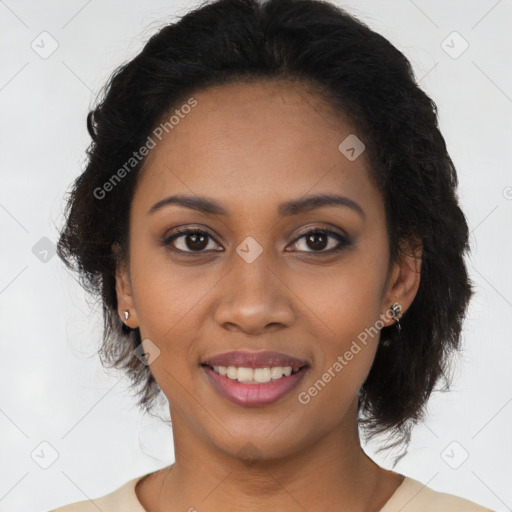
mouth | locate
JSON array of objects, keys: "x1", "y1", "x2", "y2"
[
  {"x1": 201, "y1": 363, "x2": 305, "y2": 383},
  {"x1": 200, "y1": 350, "x2": 310, "y2": 407}
]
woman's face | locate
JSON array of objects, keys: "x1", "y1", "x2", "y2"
[{"x1": 116, "y1": 80, "x2": 420, "y2": 460}]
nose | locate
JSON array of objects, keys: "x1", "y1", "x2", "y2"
[{"x1": 213, "y1": 250, "x2": 295, "y2": 335}]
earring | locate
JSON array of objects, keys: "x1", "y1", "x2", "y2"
[
  {"x1": 390, "y1": 302, "x2": 403, "y2": 332},
  {"x1": 123, "y1": 310, "x2": 130, "y2": 322}
]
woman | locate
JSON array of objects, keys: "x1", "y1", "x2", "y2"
[{"x1": 51, "y1": 0, "x2": 494, "y2": 510}]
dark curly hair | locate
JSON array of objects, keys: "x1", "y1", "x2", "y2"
[{"x1": 56, "y1": 0, "x2": 474, "y2": 458}]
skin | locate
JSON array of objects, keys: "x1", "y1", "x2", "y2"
[{"x1": 115, "y1": 79, "x2": 422, "y2": 512}]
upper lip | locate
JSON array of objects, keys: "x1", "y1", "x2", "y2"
[{"x1": 201, "y1": 350, "x2": 309, "y2": 369}]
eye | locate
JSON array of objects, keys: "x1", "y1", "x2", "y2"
[
  {"x1": 161, "y1": 226, "x2": 350, "y2": 255},
  {"x1": 288, "y1": 228, "x2": 350, "y2": 254},
  {"x1": 162, "y1": 228, "x2": 222, "y2": 253}
]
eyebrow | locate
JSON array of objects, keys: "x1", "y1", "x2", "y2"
[{"x1": 148, "y1": 193, "x2": 365, "y2": 220}]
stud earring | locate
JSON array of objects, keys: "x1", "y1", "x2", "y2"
[
  {"x1": 123, "y1": 310, "x2": 130, "y2": 322},
  {"x1": 390, "y1": 302, "x2": 403, "y2": 332}
]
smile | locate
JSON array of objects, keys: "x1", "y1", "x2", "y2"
[
  {"x1": 205, "y1": 364, "x2": 302, "y2": 383},
  {"x1": 201, "y1": 363, "x2": 309, "y2": 407}
]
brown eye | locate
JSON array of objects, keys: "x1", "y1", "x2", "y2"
[
  {"x1": 305, "y1": 232, "x2": 328, "y2": 251},
  {"x1": 161, "y1": 227, "x2": 350, "y2": 255},
  {"x1": 289, "y1": 229, "x2": 350, "y2": 254},
  {"x1": 162, "y1": 229, "x2": 222, "y2": 253}
]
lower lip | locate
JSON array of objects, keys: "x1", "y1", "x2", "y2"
[{"x1": 202, "y1": 365, "x2": 308, "y2": 407}]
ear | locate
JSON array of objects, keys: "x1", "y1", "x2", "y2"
[
  {"x1": 380, "y1": 235, "x2": 422, "y2": 327},
  {"x1": 112, "y1": 243, "x2": 139, "y2": 329}
]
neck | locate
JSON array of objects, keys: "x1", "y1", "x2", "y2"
[{"x1": 143, "y1": 400, "x2": 402, "y2": 512}]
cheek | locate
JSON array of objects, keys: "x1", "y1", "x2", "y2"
[
  {"x1": 294, "y1": 292, "x2": 380, "y2": 431},
  {"x1": 297, "y1": 253, "x2": 387, "y2": 340},
  {"x1": 128, "y1": 250, "x2": 214, "y2": 392},
  {"x1": 293, "y1": 252, "x2": 386, "y2": 397},
  {"x1": 129, "y1": 240, "x2": 215, "y2": 340}
]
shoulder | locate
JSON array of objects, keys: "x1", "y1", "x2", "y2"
[
  {"x1": 49, "y1": 474, "x2": 148, "y2": 512},
  {"x1": 381, "y1": 476, "x2": 495, "y2": 512}
]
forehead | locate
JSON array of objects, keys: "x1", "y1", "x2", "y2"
[{"x1": 133, "y1": 80, "x2": 381, "y2": 219}]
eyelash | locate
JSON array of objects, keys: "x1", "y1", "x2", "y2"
[{"x1": 161, "y1": 226, "x2": 351, "y2": 255}]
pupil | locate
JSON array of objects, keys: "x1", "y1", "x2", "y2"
[
  {"x1": 187, "y1": 233, "x2": 208, "y2": 250},
  {"x1": 308, "y1": 233, "x2": 327, "y2": 250}
]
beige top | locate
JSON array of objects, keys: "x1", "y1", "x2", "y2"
[{"x1": 50, "y1": 473, "x2": 494, "y2": 512}]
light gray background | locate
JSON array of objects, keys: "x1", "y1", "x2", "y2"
[{"x1": 1, "y1": 1, "x2": 511, "y2": 511}]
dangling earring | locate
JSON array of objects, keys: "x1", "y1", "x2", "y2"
[
  {"x1": 123, "y1": 310, "x2": 130, "y2": 322},
  {"x1": 390, "y1": 302, "x2": 403, "y2": 332}
]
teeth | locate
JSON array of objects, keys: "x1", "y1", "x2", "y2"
[
  {"x1": 237, "y1": 367, "x2": 254, "y2": 382},
  {"x1": 210, "y1": 365, "x2": 301, "y2": 384},
  {"x1": 254, "y1": 367, "x2": 271, "y2": 382},
  {"x1": 270, "y1": 366, "x2": 284, "y2": 380}
]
